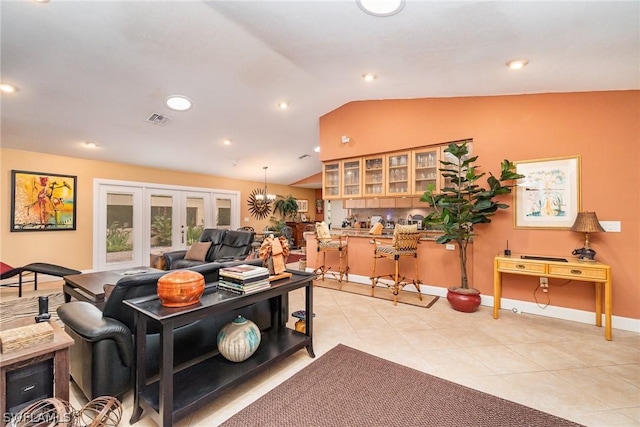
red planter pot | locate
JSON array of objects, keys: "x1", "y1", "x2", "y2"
[{"x1": 446, "y1": 287, "x2": 481, "y2": 313}]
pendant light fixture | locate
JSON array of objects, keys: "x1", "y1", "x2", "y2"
[{"x1": 248, "y1": 166, "x2": 276, "y2": 219}]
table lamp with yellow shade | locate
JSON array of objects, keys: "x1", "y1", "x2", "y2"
[{"x1": 570, "y1": 211, "x2": 605, "y2": 261}]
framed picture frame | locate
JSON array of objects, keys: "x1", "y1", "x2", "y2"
[
  {"x1": 296, "y1": 199, "x2": 308, "y2": 213},
  {"x1": 513, "y1": 156, "x2": 581, "y2": 229},
  {"x1": 11, "y1": 170, "x2": 77, "y2": 231}
]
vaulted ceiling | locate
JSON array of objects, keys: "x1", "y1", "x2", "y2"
[{"x1": 2, "y1": 1, "x2": 638, "y2": 188}]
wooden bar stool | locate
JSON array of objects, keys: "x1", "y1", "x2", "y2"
[
  {"x1": 313, "y1": 222, "x2": 349, "y2": 289},
  {"x1": 370, "y1": 224, "x2": 422, "y2": 305}
]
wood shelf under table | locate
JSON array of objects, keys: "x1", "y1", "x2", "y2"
[
  {"x1": 493, "y1": 254, "x2": 612, "y2": 340},
  {"x1": 140, "y1": 328, "x2": 307, "y2": 421}
]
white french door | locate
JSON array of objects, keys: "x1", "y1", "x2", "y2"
[
  {"x1": 146, "y1": 189, "x2": 212, "y2": 256},
  {"x1": 94, "y1": 180, "x2": 239, "y2": 271}
]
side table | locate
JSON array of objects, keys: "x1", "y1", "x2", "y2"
[
  {"x1": 0, "y1": 319, "x2": 73, "y2": 423},
  {"x1": 493, "y1": 254, "x2": 612, "y2": 340}
]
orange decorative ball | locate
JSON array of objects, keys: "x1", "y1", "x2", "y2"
[{"x1": 157, "y1": 270, "x2": 205, "y2": 307}]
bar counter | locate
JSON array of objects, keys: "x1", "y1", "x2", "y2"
[
  {"x1": 304, "y1": 228, "x2": 471, "y2": 294},
  {"x1": 327, "y1": 227, "x2": 444, "y2": 240}
]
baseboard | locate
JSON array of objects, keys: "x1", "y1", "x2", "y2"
[
  {"x1": 484, "y1": 295, "x2": 640, "y2": 334},
  {"x1": 306, "y1": 269, "x2": 640, "y2": 334}
]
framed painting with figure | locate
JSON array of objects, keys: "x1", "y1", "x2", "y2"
[
  {"x1": 513, "y1": 156, "x2": 581, "y2": 229},
  {"x1": 11, "y1": 170, "x2": 77, "y2": 231}
]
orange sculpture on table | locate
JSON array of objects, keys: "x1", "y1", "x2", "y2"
[
  {"x1": 259, "y1": 235, "x2": 290, "y2": 275},
  {"x1": 157, "y1": 270, "x2": 205, "y2": 307}
]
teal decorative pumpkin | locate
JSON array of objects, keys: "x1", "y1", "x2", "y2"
[{"x1": 217, "y1": 315, "x2": 261, "y2": 362}]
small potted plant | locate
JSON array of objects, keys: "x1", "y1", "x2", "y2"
[{"x1": 420, "y1": 141, "x2": 523, "y2": 312}]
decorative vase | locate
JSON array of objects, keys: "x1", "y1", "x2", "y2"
[
  {"x1": 446, "y1": 286, "x2": 481, "y2": 313},
  {"x1": 157, "y1": 270, "x2": 205, "y2": 307},
  {"x1": 217, "y1": 315, "x2": 261, "y2": 362}
]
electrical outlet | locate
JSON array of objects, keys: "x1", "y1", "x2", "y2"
[
  {"x1": 540, "y1": 277, "x2": 549, "y2": 293},
  {"x1": 445, "y1": 244, "x2": 455, "y2": 251}
]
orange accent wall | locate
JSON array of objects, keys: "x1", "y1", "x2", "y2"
[{"x1": 319, "y1": 91, "x2": 639, "y2": 320}]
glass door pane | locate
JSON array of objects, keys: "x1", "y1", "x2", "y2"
[
  {"x1": 215, "y1": 197, "x2": 232, "y2": 229},
  {"x1": 341, "y1": 158, "x2": 361, "y2": 197},
  {"x1": 364, "y1": 155, "x2": 384, "y2": 197},
  {"x1": 107, "y1": 193, "x2": 135, "y2": 263},
  {"x1": 184, "y1": 194, "x2": 208, "y2": 245},
  {"x1": 386, "y1": 151, "x2": 411, "y2": 196},
  {"x1": 96, "y1": 184, "x2": 143, "y2": 271},
  {"x1": 150, "y1": 194, "x2": 175, "y2": 254},
  {"x1": 412, "y1": 148, "x2": 439, "y2": 195},
  {"x1": 322, "y1": 162, "x2": 341, "y2": 199}
]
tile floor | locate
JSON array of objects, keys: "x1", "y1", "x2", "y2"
[{"x1": 3, "y1": 276, "x2": 639, "y2": 427}]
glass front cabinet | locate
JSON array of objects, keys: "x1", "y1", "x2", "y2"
[
  {"x1": 385, "y1": 151, "x2": 411, "y2": 196},
  {"x1": 322, "y1": 161, "x2": 341, "y2": 200},
  {"x1": 363, "y1": 154, "x2": 385, "y2": 197},
  {"x1": 412, "y1": 148, "x2": 440, "y2": 195},
  {"x1": 341, "y1": 158, "x2": 362, "y2": 198}
]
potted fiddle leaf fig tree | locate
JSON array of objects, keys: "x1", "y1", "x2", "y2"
[{"x1": 420, "y1": 141, "x2": 524, "y2": 312}]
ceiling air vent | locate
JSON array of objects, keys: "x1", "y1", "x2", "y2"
[{"x1": 146, "y1": 113, "x2": 171, "y2": 126}]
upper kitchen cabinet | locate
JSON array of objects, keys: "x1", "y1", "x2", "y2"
[
  {"x1": 363, "y1": 155, "x2": 385, "y2": 197},
  {"x1": 322, "y1": 161, "x2": 341, "y2": 200},
  {"x1": 385, "y1": 151, "x2": 411, "y2": 196},
  {"x1": 411, "y1": 148, "x2": 440, "y2": 195},
  {"x1": 342, "y1": 158, "x2": 362, "y2": 198}
]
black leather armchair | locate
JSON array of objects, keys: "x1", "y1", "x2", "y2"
[
  {"x1": 56, "y1": 259, "x2": 275, "y2": 401},
  {"x1": 163, "y1": 228, "x2": 256, "y2": 270}
]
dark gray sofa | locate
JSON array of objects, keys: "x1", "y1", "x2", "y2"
[
  {"x1": 163, "y1": 228, "x2": 256, "y2": 270},
  {"x1": 56, "y1": 258, "x2": 279, "y2": 401}
]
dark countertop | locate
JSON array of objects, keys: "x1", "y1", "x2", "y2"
[{"x1": 327, "y1": 227, "x2": 443, "y2": 240}]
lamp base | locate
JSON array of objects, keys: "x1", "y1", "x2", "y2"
[{"x1": 571, "y1": 247, "x2": 597, "y2": 261}]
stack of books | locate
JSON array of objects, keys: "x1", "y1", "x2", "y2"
[{"x1": 218, "y1": 264, "x2": 271, "y2": 295}]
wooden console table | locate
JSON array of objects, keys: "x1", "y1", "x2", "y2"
[
  {"x1": 493, "y1": 254, "x2": 612, "y2": 340},
  {"x1": 125, "y1": 270, "x2": 315, "y2": 427}
]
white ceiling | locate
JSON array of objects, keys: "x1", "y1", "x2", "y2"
[{"x1": 2, "y1": 1, "x2": 638, "y2": 189}]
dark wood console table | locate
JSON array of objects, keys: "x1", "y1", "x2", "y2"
[{"x1": 125, "y1": 270, "x2": 315, "y2": 427}]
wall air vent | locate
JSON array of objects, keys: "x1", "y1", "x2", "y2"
[{"x1": 146, "y1": 113, "x2": 171, "y2": 126}]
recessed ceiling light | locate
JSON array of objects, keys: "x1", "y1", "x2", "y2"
[
  {"x1": 314, "y1": 146, "x2": 320, "y2": 153},
  {"x1": 357, "y1": 0, "x2": 405, "y2": 17},
  {"x1": 84, "y1": 141, "x2": 98, "y2": 149},
  {"x1": 362, "y1": 73, "x2": 377, "y2": 82},
  {"x1": 0, "y1": 83, "x2": 18, "y2": 93},
  {"x1": 165, "y1": 95, "x2": 192, "y2": 111},
  {"x1": 223, "y1": 139, "x2": 231, "y2": 145},
  {"x1": 278, "y1": 101, "x2": 289, "y2": 110},
  {"x1": 506, "y1": 59, "x2": 529, "y2": 70}
]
